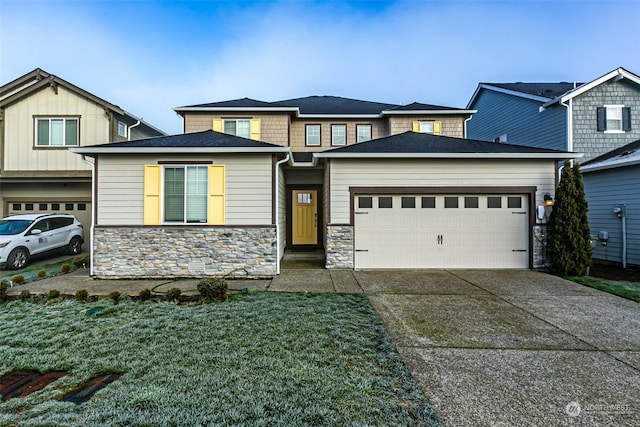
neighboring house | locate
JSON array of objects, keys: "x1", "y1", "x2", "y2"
[
  {"x1": 467, "y1": 67, "x2": 640, "y2": 162},
  {"x1": 581, "y1": 139, "x2": 640, "y2": 268},
  {"x1": 72, "y1": 98, "x2": 577, "y2": 278},
  {"x1": 0, "y1": 68, "x2": 165, "y2": 228}
]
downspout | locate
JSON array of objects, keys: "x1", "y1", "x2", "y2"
[
  {"x1": 127, "y1": 119, "x2": 141, "y2": 141},
  {"x1": 463, "y1": 114, "x2": 472, "y2": 139},
  {"x1": 80, "y1": 155, "x2": 95, "y2": 276},
  {"x1": 274, "y1": 153, "x2": 290, "y2": 275}
]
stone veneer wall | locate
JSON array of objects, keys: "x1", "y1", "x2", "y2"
[
  {"x1": 93, "y1": 226, "x2": 277, "y2": 278},
  {"x1": 325, "y1": 225, "x2": 353, "y2": 269},
  {"x1": 532, "y1": 224, "x2": 549, "y2": 269}
]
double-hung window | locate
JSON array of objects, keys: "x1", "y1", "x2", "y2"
[
  {"x1": 413, "y1": 120, "x2": 442, "y2": 135},
  {"x1": 597, "y1": 105, "x2": 631, "y2": 132},
  {"x1": 36, "y1": 117, "x2": 79, "y2": 146},
  {"x1": 223, "y1": 119, "x2": 251, "y2": 139},
  {"x1": 331, "y1": 124, "x2": 346, "y2": 146},
  {"x1": 306, "y1": 124, "x2": 321, "y2": 146},
  {"x1": 118, "y1": 121, "x2": 127, "y2": 138},
  {"x1": 356, "y1": 124, "x2": 372, "y2": 143},
  {"x1": 164, "y1": 166, "x2": 209, "y2": 223}
]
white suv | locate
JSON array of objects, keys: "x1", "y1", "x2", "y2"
[{"x1": 0, "y1": 214, "x2": 84, "y2": 270}]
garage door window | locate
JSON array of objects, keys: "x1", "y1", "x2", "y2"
[
  {"x1": 465, "y1": 197, "x2": 479, "y2": 208},
  {"x1": 444, "y1": 197, "x2": 458, "y2": 208},
  {"x1": 421, "y1": 197, "x2": 436, "y2": 208},
  {"x1": 508, "y1": 197, "x2": 522, "y2": 209},
  {"x1": 379, "y1": 197, "x2": 393, "y2": 208},
  {"x1": 358, "y1": 197, "x2": 373, "y2": 209},
  {"x1": 401, "y1": 197, "x2": 415, "y2": 208},
  {"x1": 487, "y1": 197, "x2": 502, "y2": 208}
]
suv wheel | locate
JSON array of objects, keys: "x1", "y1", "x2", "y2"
[
  {"x1": 68, "y1": 237, "x2": 82, "y2": 255},
  {"x1": 7, "y1": 248, "x2": 29, "y2": 270}
]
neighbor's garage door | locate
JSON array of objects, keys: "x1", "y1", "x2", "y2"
[
  {"x1": 354, "y1": 194, "x2": 529, "y2": 269},
  {"x1": 7, "y1": 201, "x2": 91, "y2": 230}
]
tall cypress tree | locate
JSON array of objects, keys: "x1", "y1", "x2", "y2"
[{"x1": 548, "y1": 161, "x2": 592, "y2": 276}]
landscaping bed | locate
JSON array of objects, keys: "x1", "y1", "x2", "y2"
[{"x1": 0, "y1": 292, "x2": 439, "y2": 426}]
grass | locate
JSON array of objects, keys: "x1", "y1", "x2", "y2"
[
  {"x1": 0, "y1": 255, "x2": 87, "y2": 285},
  {"x1": 0, "y1": 292, "x2": 439, "y2": 426},
  {"x1": 569, "y1": 276, "x2": 640, "y2": 302}
]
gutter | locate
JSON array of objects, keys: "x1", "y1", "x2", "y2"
[
  {"x1": 313, "y1": 152, "x2": 583, "y2": 160},
  {"x1": 79, "y1": 155, "x2": 95, "y2": 276},
  {"x1": 274, "y1": 153, "x2": 290, "y2": 275}
]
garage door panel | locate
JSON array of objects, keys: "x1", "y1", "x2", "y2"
[{"x1": 354, "y1": 194, "x2": 528, "y2": 269}]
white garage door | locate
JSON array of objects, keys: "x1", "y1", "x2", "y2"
[
  {"x1": 7, "y1": 201, "x2": 91, "y2": 230},
  {"x1": 354, "y1": 194, "x2": 529, "y2": 269}
]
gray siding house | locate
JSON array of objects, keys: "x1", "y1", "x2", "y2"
[
  {"x1": 582, "y1": 140, "x2": 640, "y2": 268},
  {"x1": 467, "y1": 67, "x2": 640, "y2": 162}
]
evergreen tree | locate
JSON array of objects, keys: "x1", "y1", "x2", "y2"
[{"x1": 548, "y1": 161, "x2": 592, "y2": 276}]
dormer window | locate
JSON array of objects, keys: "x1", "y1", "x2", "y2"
[{"x1": 35, "y1": 117, "x2": 79, "y2": 147}]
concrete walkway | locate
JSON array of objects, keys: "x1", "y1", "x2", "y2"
[{"x1": 5, "y1": 267, "x2": 639, "y2": 425}]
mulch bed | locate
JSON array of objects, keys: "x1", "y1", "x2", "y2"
[{"x1": 589, "y1": 263, "x2": 640, "y2": 282}]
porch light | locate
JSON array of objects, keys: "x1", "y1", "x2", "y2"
[{"x1": 544, "y1": 193, "x2": 554, "y2": 206}]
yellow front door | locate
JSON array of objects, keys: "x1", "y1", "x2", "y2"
[{"x1": 292, "y1": 190, "x2": 318, "y2": 245}]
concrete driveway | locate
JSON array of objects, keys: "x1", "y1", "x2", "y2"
[{"x1": 360, "y1": 269, "x2": 639, "y2": 426}]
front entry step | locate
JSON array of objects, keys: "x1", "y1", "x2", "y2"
[{"x1": 282, "y1": 249, "x2": 325, "y2": 269}]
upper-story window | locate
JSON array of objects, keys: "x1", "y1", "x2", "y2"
[
  {"x1": 356, "y1": 124, "x2": 372, "y2": 143},
  {"x1": 331, "y1": 124, "x2": 346, "y2": 146},
  {"x1": 306, "y1": 124, "x2": 321, "y2": 146},
  {"x1": 223, "y1": 119, "x2": 251, "y2": 139},
  {"x1": 413, "y1": 120, "x2": 442, "y2": 135},
  {"x1": 494, "y1": 133, "x2": 507, "y2": 143},
  {"x1": 36, "y1": 117, "x2": 79, "y2": 147},
  {"x1": 118, "y1": 121, "x2": 127, "y2": 138},
  {"x1": 597, "y1": 105, "x2": 631, "y2": 133}
]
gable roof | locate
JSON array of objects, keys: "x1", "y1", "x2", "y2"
[
  {"x1": 175, "y1": 95, "x2": 475, "y2": 118},
  {"x1": 581, "y1": 139, "x2": 640, "y2": 173},
  {"x1": 314, "y1": 131, "x2": 580, "y2": 159},
  {"x1": 467, "y1": 82, "x2": 581, "y2": 107},
  {"x1": 0, "y1": 68, "x2": 165, "y2": 135},
  {"x1": 71, "y1": 130, "x2": 289, "y2": 155},
  {"x1": 541, "y1": 67, "x2": 640, "y2": 109}
]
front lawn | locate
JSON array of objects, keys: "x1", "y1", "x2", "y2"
[
  {"x1": 569, "y1": 276, "x2": 640, "y2": 302},
  {"x1": 0, "y1": 292, "x2": 439, "y2": 426}
]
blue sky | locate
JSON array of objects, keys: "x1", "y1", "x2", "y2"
[{"x1": 2, "y1": 0, "x2": 639, "y2": 135}]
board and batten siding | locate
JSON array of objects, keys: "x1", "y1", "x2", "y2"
[
  {"x1": 96, "y1": 154, "x2": 273, "y2": 226},
  {"x1": 468, "y1": 89, "x2": 566, "y2": 150},
  {"x1": 2, "y1": 85, "x2": 111, "y2": 172},
  {"x1": 327, "y1": 159, "x2": 556, "y2": 224},
  {"x1": 584, "y1": 166, "x2": 640, "y2": 266}
]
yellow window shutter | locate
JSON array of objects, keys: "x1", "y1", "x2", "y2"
[
  {"x1": 208, "y1": 164, "x2": 225, "y2": 225},
  {"x1": 250, "y1": 119, "x2": 261, "y2": 140},
  {"x1": 143, "y1": 165, "x2": 162, "y2": 225},
  {"x1": 434, "y1": 121, "x2": 442, "y2": 135},
  {"x1": 213, "y1": 118, "x2": 223, "y2": 132},
  {"x1": 412, "y1": 121, "x2": 420, "y2": 132}
]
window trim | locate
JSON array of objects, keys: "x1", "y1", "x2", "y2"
[
  {"x1": 418, "y1": 121, "x2": 435, "y2": 134},
  {"x1": 356, "y1": 124, "x2": 372, "y2": 143},
  {"x1": 331, "y1": 124, "x2": 347, "y2": 146},
  {"x1": 306, "y1": 124, "x2": 321, "y2": 146},
  {"x1": 118, "y1": 121, "x2": 127, "y2": 138},
  {"x1": 162, "y1": 165, "x2": 209, "y2": 224},
  {"x1": 598, "y1": 105, "x2": 631, "y2": 133},
  {"x1": 222, "y1": 118, "x2": 251, "y2": 139},
  {"x1": 34, "y1": 116, "x2": 80, "y2": 148}
]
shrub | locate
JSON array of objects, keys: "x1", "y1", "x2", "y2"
[
  {"x1": 139, "y1": 288, "x2": 152, "y2": 301},
  {"x1": 48, "y1": 289, "x2": 61, "y2": 300},
  {"x1": 197, "y1": 278, "x2": 228, "y2": 302},
  {"x1": 60, "y1": 263, "x2": 71, "y2": 274},
  {"x1": 166, "y1": 287, "x2": 182, "y2": 302},
  {"x1": 0, "y1": 280, "x2": 9, "y2": 301},
  {"x1": 73, "y1": 255, "x2": 90, "y2": 269},
  {"x1": 11, "y1": 275, "x2": 25, "y2": 285},
  {"x1": 108, "y1": 290, "x2": 121, "y2": 305},
  {"x1": 75, "y1": 289, "x2": 89, "y2": 302},
  {"x1": 19, "y1": 290, "x2": 31, "y2": 302},
  {"x1": 37, "y1": 269, "x2": 47, "y2": 278}
]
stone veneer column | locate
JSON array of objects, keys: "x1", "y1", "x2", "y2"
[
  {"x1": 93, "y1": 226, "x2": 277, "y2": 278},
  {"x1": 325, "y1": 225, "x2": 354, "y2": 269}
]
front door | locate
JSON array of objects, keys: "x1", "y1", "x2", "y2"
[{"x1": 292, "y1": 190, "x2": 318, "y2": 245}]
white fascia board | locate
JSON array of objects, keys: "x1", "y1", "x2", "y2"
[
  {"x1": 173, "y1": 106, "x2": 299, "y2": 113},
  {"x1": 297, "y1": 114, "x2": 383, "y2": 119},
  {"x1": 122, "y1": 110, "x2": 167, "y2": 136},
  {"x1": 542, "y1": 68, "x2": 640, "y2": 109},
  {"x1": 314, "y1": 152, "x2": 583, "y2": 160},
  {"x1": 582, "y1": 158, "x2": 640, "y2": 173},
  {"x1": 70, "y1": 146, "x2": 291, "y2": 155},
  {"x1": 474, "y1": 84, "x2": 552, "y2": 103},
  {"x1": 382, "y1": 110, "x2": 477, "y2": 115}
]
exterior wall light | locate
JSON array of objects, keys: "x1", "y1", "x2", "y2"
[{"x1": 544, "y1": 193, "x2": 554, "y2": 206}]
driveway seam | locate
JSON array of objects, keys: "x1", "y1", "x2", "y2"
[{"x1": 446, "y1": 270, "x2": 640, "y2": 373}]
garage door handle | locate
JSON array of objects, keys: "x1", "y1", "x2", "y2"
[
  {"x1": 512, "y1": 212, "x2": 526, "y2": 215},
  {"x1": 355, "y1": 249, "x2": 369, "y2": 252},
  {"x1": 355, "y1": 212, "x2": 368, "y2": 215},
  {"x1": 437, "y1": 234, "x2": 443, "y2": 245},
  {"x1": 512, "y1": 249, "x2": 526, "y2": 252}
]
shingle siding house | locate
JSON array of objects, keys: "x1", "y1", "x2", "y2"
[
  {"x1": 581, "y1": 140, "x2": 640, "y2": 268},
  {"x1": 72, "y1": 96, "x2": 578, "y2": 278},
  {"x1": 0, "y1": 69, "x2": 165, "y2": 228},
  {"x1": 467, "y1": 67, "x2": 640, "y2": 162}
]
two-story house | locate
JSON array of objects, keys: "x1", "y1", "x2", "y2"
[
  {"x1": 0, "y1": 69, "x2": 165, "y2": 229},
  {"x1": 72, "y1": 95, "x2": 576, "y2": 278},
  {"x1": 466, "y1": 67, "x2": 640, "y2": 162}
]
